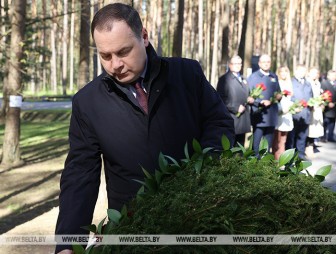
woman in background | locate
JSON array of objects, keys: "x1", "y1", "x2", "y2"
[
  {"x1": 272, "y1": 66, "x2": 294, "y2": 160},
  {"x1": 306, "y1": 67, "x2": 324, "y2": 158}
]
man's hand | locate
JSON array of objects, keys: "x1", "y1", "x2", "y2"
[
  {"x1": 238, "y1": 104, "x2": 246, "y2": 113},
  {"x1": 328, "y1": 102, "x2": 335, "y2": 108},
  {"x1": 57, "y1": 250, "x2": 74, "y2": 254},
  {"x1": 275, "y1": 93, "x2": 282, "y2": 101},
  {"x1": 247, "y1": 96, "x2": 255, "y2": 104},
  {"x1": 260, "y1": 100, "x2": 271, "y2": 107}
]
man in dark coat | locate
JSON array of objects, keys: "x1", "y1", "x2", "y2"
[
  {"x1": 55, "y1": 3, "x2": 234, "y2": 254},
  {"x1": 217, "y1": 55, "x2": 252, "y2": 146},
  {"x1": 286, "y1": 65, "x2": 313, "y2": 160},
  {"x1": 321, "y1": 69, "x2": 336, "y2": 142},
  {"x1": 247, "y1": 54, "x2": 281, "y2": 154}
]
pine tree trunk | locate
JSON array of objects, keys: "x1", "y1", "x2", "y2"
[
  {"x1": 50, "y1": 0, "x2": 58, "y2": 94},
  {"x1": 78, "y1": 0, "x2": 90, "y2": 89},
  {"x1": 210, "y1": 0, "x2": 220, "y2": 87},
  {"x1": 1, "y1": 0, "x2": 27, "y2": 166},
  {"x1": 69, "y1": 0, "x2": 75, "y2": 92},
  {"x1": 198, "y1": 0, "x2": 204, "y2": 67},
  {"x1": 172, "y1": 0, "x2": 184, "y2": 57},
  {"x1": 238, "y1": 0, "x2": 256, "y2": 76}
]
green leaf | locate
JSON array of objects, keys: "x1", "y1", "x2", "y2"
[
  {"x1": 192, "y1": 139, "x2": 202, "y2": 153},
  {"x1": 243, "y1": 150, "x2": 254, "y2": 158},
  {"x1": 221, "y1": 135, "x2": 231, "y2": 151},
  {"x1": 136, "y1": 185, "x2": 145, "y2": 195},
  {"x1": 237, "y1": 142, "x2": 246, "y2": 153},
  {"x1": 194, "y1": 159, "x2": 203, "y2": 174},
  {"x1": 80, "y1": 224, "x2": 97, "y2": 234},
  {"x1": 259, "y1": 137, "x2": 269, "y2": 152},
  {"x1": 202, "y1": 147, "x2": 213, "y2": 154},
  {"x1": 247, "y1": 135, "x2": 254, "y2": 150},
  {"x1": 230, "y1": 147, "x2": 242, "y2": 153},
  {"x1": 301, "y1": 161, "x2": 312, "y2": 170},
  {"x1": 97, "y1": 217, "x2": 106, "y2": 234},
  {"x1": 261, "y1": 153, "x2": 274, "y2": 162},
  {"x1": 314, "y1": 175, "x2": 325, "y2": 182},
  {"x1": 184, "y1": 142, "x2": 190, "y2": 160},
  {"x1": 102, "y1": 220, "x2": 114, "y2": 234},
  {"x1": 72, "y1": 244, "x2": 85, "y2": 254},
  {"x1": 133, "y1": 179, "x2": 145, "y2": 186},
  {"x1": 144, "y1": 178, "x2": 158, "y2": 193},
  {"x1": 164, "y1": 155, "x2": 180, "y2": 167},
  {"x1": 141, "y1": 167, "x2": 153, "y2": 179},
  {"x1": 222, "y1": 150, "x2": 233, "y2": 158},
  {"x1": 155, "y1": 170, "x2": 163, "y2": 184},
  {"x1": 316, "y1": 165, "x2": 332, "y2": 177},
  {"x1": 158, "y1": 152, "x2": 168, "y2": 171},
  {"x1": 278, "y1": 149, "x2": 295, "y2": 167},
  {"x1": 107, "y1": 209, "x2": 122, "y2": 224}
]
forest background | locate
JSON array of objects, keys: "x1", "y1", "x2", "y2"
[{"x1": 0, "y1": 0, "x2": 335, "y2": 166}]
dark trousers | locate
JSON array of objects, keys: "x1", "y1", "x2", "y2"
[
  {"x1": 252, "y1": 126, "x2": 275, "y2": 155},
  {"x1": 235, "y1": 133, "x2": 246, "y2": 147},
  {"x1": 286, "y1": 121, "x2": 309, "y2": 159},
  {"x1": 323, "y1": 116, "x2": 336, "y2": 141}
]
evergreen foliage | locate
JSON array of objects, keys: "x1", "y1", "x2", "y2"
[{"x1": 74, "y1": 138, "x2": 336, "y2": 254}]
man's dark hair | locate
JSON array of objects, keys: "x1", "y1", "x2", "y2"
[{"x1": 91, "y1": 3, "x2": 143, "y2": 40}]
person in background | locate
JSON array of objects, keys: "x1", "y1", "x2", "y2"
[
  {"x1": 217, "y1": 55, "x2": 253, "y2": 146},
  {"x1": 272, "y1": 66, "x2": 293, "y2": 160},
  {"x1": 55, "y1": 3, "x2": 234, "y2": 254},
  {"x1": 306, "y1": 67, "x2": 324, "y2": 157},
  {"x1": 286, "y1": 65, "x2": 313, "y2": 160},
  {"x1": 321, "y1": 69, "x2": 336, "y2": 142},
  {"x1": 247, "y1": 54, "x2": 282, "y2": 155}
]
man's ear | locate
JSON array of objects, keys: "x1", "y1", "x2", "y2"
[{"x1": 142, "y1": 28, "x2": 149, "y2": 47}]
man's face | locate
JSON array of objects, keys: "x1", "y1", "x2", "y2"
[
  {"x1": 295, "y1": 67, "x2": 307, "y2": 79},
  {"x1": 308, "y1": 69, "x2": 319, "y2": 80},
  {"x1": 328, "y1": 72, "x2": 336, "y2": 82},
  {"x1": 229, "y1": 59, "x2": 242, "y2": 73},
  {"x1": 258, "y1": 56, "x2": 271, "y2": 72},
  {"x1": 93, "y1": 21, "x2": 149, "y2": 84}
]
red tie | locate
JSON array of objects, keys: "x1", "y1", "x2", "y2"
[{"x1": 133, "y1": 79, "x2": 148, "y2": 114}]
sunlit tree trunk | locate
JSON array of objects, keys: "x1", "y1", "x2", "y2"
[{"x1": 1, "y1": 0, "x2": 27, "y2": 166}]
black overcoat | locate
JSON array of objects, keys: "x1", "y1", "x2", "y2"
[
  {"x1": 321, "y1": 80, "x2": 336, "y2": 118},
  {"x1": 217, "y1": 71, "x2": 251, "y2": 134}
]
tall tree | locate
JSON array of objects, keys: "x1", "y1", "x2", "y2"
[
  {"x1": 50, "y1": 0, "x2": 58, "y2": 93},
  {"x1": 172, "y1": 0, "x2": 184, "y2": 57},
  {"x1": 62, "y1": 0, "x2": 69, "y2": 95},
  {"x1": 1, "y1": 0, "x2": 27, "y2": 166},
  {"x1": 210, "y1": 0, "x2": 220, "y2": 87},
  {"x1": 238, "y1": 0, "x2": 256, "y2": 76},
  {"x1": 0, "y1": 0, "x2": 11, "y2": 121},
  {"x1": 78, "y1": 0, "x2": 90, "y2": 89},
  {"x1": 198, "y1": 0, "x2": 204, "y2": 67}
]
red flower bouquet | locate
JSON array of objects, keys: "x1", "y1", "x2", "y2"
[{"x1": 289, "y1": 99, "x2": 307, "y2": 114}]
